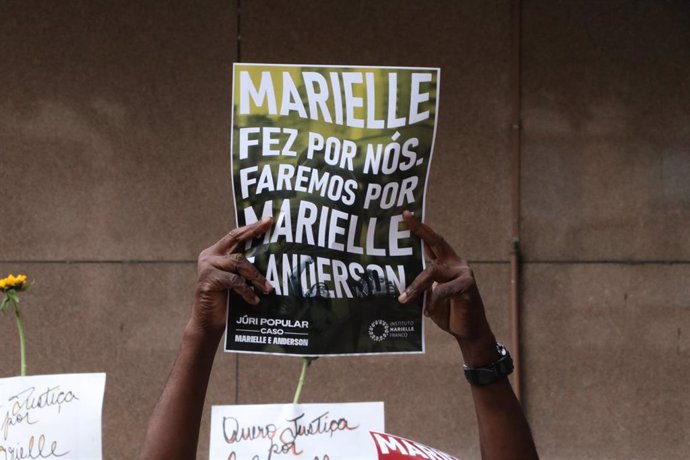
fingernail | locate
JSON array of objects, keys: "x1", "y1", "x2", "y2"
[
  {"x1": 252, "y1": 295, "x2": 260, "y2": 305},
  {"x1": 260, "y1": 217, "x2": 272, "y2": 224},
  {"x1": 264, "y1": 280, "x2": 274, "y2": 293},
  {"x1": 398, "y1": 292, "x2": 408, "y2": 303}
]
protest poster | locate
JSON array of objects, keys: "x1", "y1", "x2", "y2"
[
  {"x1": 227, "y1": 64, "x2": 440, "y2": 356},
  {"x1": 209, "y1": 402, "x2": 385, "y2": 460},
  {"x1": 0, "y1": 373, "x2": 106, "y2": 459}
]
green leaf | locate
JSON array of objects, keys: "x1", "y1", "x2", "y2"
[
  {"x1": 0, "y1": 296, "x2": 8, "y2": 313},
  {"x1": 7, "y1": 290, "x2": 19, "y2": 303}
]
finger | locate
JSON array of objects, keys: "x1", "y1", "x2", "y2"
[
  {"x1": 209, "y1": 254, "x2": 273, "y2": 294},
  {"x1": 213, "y1": 217, "x2": 273, "y2": 254},
  {"x1": 211, "y1": 270, "x2": 261, "y2": 305},
  {"x1": 401, "y1": 211, "x2": 440, "y2": 260},
  {"x1": 425, "y1": 282, "x2": 443, "y2": 316},
  {"x1": 433, "y1": 275, "x2": 475, "y2": 301},
  {"x1": 398, "y1": 265, "x2": 436, "y2": 304},
  {"x1": 402, "y1": 210, "x2": 453, "y2": 256},
  {"x1": 423, "y1": 285, "x2": 436, "y2": 317},
  {"x1": 400, "y1": 211, "x2": 436, "y2": 258},
  {"x1": 424, "y1": 240, "x2": 438, "y2": 260}
]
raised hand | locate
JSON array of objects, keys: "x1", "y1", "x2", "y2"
[
  {"x1": 192, "y1": 217, "x2": 274, "y2": 332},
  {"x1": 397, "y1": 211, "x2": 497, "y2": 366}
]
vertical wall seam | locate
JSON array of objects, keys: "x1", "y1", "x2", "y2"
[
  {"x1": 236, "y1": 0, "x2": 242, "y2": 62},
  {"x1": 509, "y1": 0, "x2": 524, "y2": 403}
]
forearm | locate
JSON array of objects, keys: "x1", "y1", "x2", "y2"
[
  {"x1": 458, "y1": 335, "x2": 539, "y2": 460},
  {"x1": 140, "y1": 320, "x2": 223, "y2": 460},
  {"x1": 398, "y1": 213, "x2": 537, "y2": 459}
]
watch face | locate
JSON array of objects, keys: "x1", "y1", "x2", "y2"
[{"x1": 496, "y1": 343, "x2": 508, "y2": 357}]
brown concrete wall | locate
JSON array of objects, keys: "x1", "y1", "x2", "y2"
[
  {"x1": 520, "y1": 1, "x2": 690, "y2": 459},
  {"x1": 1, "y1": 1, "x2": 240, "y2": 458},
  {"x1": 1, "y1": 1, "x2": 688, "y2": 459}
]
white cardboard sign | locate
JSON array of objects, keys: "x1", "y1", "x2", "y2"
[
  {"x1": 209, "y1": 402, "x2": 460, "y2": 460},
  {"x1": 0, "y1": 373, "x2": 106, "y2": 459},
  {"x1": 209, "y1": 402, "x2": 385, "y2": 460}
]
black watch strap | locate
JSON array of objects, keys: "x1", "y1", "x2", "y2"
[{"x1": 463, "y1": 343, "x2": 514, "y2": 386}]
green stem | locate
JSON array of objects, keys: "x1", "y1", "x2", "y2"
[
  {"x1": 13, "y1": 302, "x2": 27, "y2": 377},
  {"x1": 292, "y1": 358, "x2": 313, "y2": 404}
]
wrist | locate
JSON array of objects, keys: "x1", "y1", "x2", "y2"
[
  {"x1": 456, "y1": 331, "x2": 499, "y2": 367},
  {"x1": 189, "y1": 294, "x2": 228, "y2": 334},
  {"x1": 183, "y1": 318, "x2": 224, "y2": 352}
]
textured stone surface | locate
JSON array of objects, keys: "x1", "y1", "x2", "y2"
[
  {"x1": 0, "y1": 1, "x2": 238, "y2": 261},
  {"x1": 521, "y1": 0, "x2": 690, "y2": 261},
  {"x1": 240, "y1": 0, "x2": 514, "y2": 262},
  {"x1": 236, "y1": 263, "x2": 512, "y2": 459},
  {"x1": 522, "y1": 263, "x2": 690, "y2": 459}
]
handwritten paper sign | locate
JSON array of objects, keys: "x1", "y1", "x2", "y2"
[
  {"x1": 227, "y1": 63, "x2": 440, "y2": 356},
  {"x1": 209, "y1": 402, "x2": 384, "y2": 460},
  {"x1": 0, "y1": 373, "x2": 106, "y2": 459}
]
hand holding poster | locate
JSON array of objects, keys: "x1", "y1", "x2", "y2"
[
  {"x1": 0, "y1": 373, "x2": 106, "y2": 459},
  {"x1": 227, "y1": 64, "x2": 440, "y2": 356}
]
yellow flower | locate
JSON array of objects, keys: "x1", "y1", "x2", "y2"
[{"x1": 0, "y1": 274, "x2": 28, "y2": 290}]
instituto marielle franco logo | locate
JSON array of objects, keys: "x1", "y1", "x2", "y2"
[
  {"x1": 368, "y1": 319, "x2": 390, "y2": 342},
  {"x1": 369, "y1": 319, "x2": 418, "y2": 342}
]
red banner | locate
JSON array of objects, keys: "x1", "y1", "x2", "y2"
[{"x1": 370, "y1": 432, "x2": 459, "y2": 460}]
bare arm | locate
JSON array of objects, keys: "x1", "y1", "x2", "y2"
[
  {"x1": 139, "y1": 218, "x2": 274, "y2": 460},
  {"x1": 398, "y1": 211, "x2": 538, "y2": 460}
]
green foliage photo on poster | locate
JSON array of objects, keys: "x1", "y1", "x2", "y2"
[{"x1": 226, "y1": 64, "x2": 440, "y2": 356}]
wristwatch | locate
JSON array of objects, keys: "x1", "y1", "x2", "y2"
[{"x1": 463, "y1": 343, "x2": 514, "y2": 386}]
